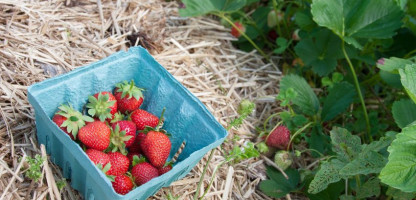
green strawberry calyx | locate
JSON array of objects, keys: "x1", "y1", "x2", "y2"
[
  {"x1": 57, "y1": 103, "x2": 94, "y2": 138},
  {"x1": 110, "y1": 112, "x2": 125, "y2": 124},
  {"x1": 116, "y1": 80, "x2": 144, "y2": 101},
  {"x1": 96, "y1": 163, "x2": 115, "y2": 182},
  {"x1": 108, "y1": 124, "x2": 132, "y2": 155},
  {"x1": 132, "y1": 155, "x2": 146, "y2": 167},
  {"x1": 86, "y1": 92, "x2": 116, "y2": 122}
]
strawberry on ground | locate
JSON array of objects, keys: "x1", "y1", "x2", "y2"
[
  {"x1": 266, "y1": 125, "x2": 290, "y2": 150},
  {"x1": 112, "y1": 174, "x2": 134, "y2": 195},
  {"x1": 107, "y1": 152, "x2": 130, "y2": 176},
  {"x1": 52, "y1": 104, "x2": 93, "y2": 140},
  {"x1": 78, "y1": 121, "x2": 111, "y2": 151},
  {"x1": 128, "y1": 132, "x2": 146, "y2": 153},
  {"x1": 112, "y1": 120, "x2": 136, "y2": 148},
  {"x1": 231, "y1": 22, "x2": 245, "y2": 38},
  {"x1": 140, "y1": 109, "x2": 171, "y2": 168},
  {"x1": 130, "y1": 109, "x2": 159, "y2": 130},
  {"x1": 86, "y1": 92, "x2": 117, "y2": 122},
  {"x1": 131, "y1": 157, "x2": 158, "y2": 186},
  {"x1": 114, "y1": 80, "x2": 144, "y2": 113}
]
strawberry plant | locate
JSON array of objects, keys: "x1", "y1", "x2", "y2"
[{"x1": 180, "y1": 0, "x2": 416, "y2": 198}]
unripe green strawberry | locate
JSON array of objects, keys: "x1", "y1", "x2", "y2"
[
  {"x1": 112, "y1": 174, "x2": 133, "y2": 195},
  {"x1": 274, "y1": 150, "x2": 292, "y2": 170},
  {"x1": 78, "y1": 121, "x2": 111, "y2": 151}
]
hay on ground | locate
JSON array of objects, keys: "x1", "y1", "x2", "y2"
[{"x1": 0, "y1": 0, "x2": 295, "y2": 199}]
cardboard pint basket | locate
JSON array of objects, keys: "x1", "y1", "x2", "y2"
[{"x1": 27, "y1": 47, "x2": 228, "y2": 200}]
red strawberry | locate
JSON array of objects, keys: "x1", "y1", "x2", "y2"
[
  {"x1": 158, "y1": 163, "x2": 173, "y2": 175},
  {"x1": 231, "y1": 22, "x2": 245, "y2": 38},
  {"x1": 112, "y1": 121, "x2": 136, "y2": 148},
  {"x1": 52, "y1": 104, "x2": 93, "y2": 140},
  {"x1": 112, "y1": 174, "x2": 133, "y2": 195},
  {"x1": 266, "y1": 125, "x2": 290, "y2": 150},
  {"x1": 131, "y1": 161, "x2": 158, "y2": 185},
  {"x1": 127, "y1": 152, "x2": 142, "y2": 163},
  {"x1": 114, "y1": 80, "x2": 144, "y2": 113},
  {"x1": 85, "y1": 149, "x2": 110, "y2": 167},
  {"x1": 78, "y1": 121, "x2": 111, "y2": 151},
  {"x1": 107, "y1": 152, "x2": 130, "y2": 176},
  {"x1": 130, "y1": 109, "x2": 159, "y2": 130},
  {"x1": 140, "y1": 130, "x2": 171, "y2": 168},
  {"x1": 128, "y1": 132, "x2": 146, "y2": 153},
  {"x1": 86, "y1": 92, "x2": 117, "y2": 122}
]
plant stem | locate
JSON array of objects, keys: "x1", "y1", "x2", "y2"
[
  {"x1": 355, "y1": 175, "x2": 361, "y2": 190},
  {"x1": 193, "y1": 123, "x2": 234, "y2": 200},
  {"x1": 287, "y1": 122, "x2": 313, "y2": 151},
  {"x1": 217, "y1": 13, "x2": 269, "y2": 60},
  {"x1": 193, "y1": 149, "x2": 215, "y2": 200},
  {"x1": 341, "y1": 41, "x2": 372, "y2": 142}
]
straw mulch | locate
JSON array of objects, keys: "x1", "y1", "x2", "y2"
[{"x1": 0, "y1": 0, "x2": 286, "y2": 199}]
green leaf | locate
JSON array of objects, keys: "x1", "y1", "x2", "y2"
[
  {"x1": 321, "y1": 77, "x2": 332, "y2": 87},
  {"x1": 251, "y1": 6, "x2": 271, "y2": 30},
  {"x1": 311, "y1": 0, "x2": 404, "y2": 49},
  {"x1": 377, "y1": 57, "x2": 413, "y2": 73},
  {"x1": 395, "y1": 0, "x2": 408, "y2": 9},
  {"x1": 280, "y1": 74, "x2": 320, "y2": 116},
  {"x1": 295, "y1": 9, "x2": 316, "y2": 31},
  {"x1": 307, "y1": 181, "x2": 344, "y2": 200},
  {"x1": 274, "y1": 37, "x2": 289, "y2": 54},
  {"x1": 259, "y1": 167, "x2": 300, "y2": 198},
  {"x1": 321, "y1": 82, "x2": 356, "y2": 122},
  {"x1": 356, "y1": 177, "x2": 381, "y2": 199},
  {"x1": 332, "y1": 72, "x2": 344, "y2": 83},
  {"x1": 380, "y1": 70, "x2": 403, "y2": 88},
  {"x1": 308, "y1": 159, "x2": 347, "y2": 194},
  {"x1": 380, "y1": 124, "x2": 416, "y2": 192},
  {"x1": 340, "y1": 151, "x2": 387, "y2": 175},
  {"x1": 386, "y1": 187, "x2": 416, "y2": 200},
  {"x1": 362, "y1": 136, "x2": 393, "y2": 153},
  {"x1": 330, "y1": 127, "x2": 361, "y2": 162},
  {"x1": 294, "y1": 28, "x2": 343, "y2": 76},
  {"x1": 400, "y1": 64, "x2": 416, "y2": 104},
  {"x1": 392, "y1": 99, "x2": 416, "y2": 128},
  {"x1": 179, "y1": 0, "x2": 246, "y2": 17},
  {"x1": 339, "y1": 195, "x2": 355, "y2": 200}
]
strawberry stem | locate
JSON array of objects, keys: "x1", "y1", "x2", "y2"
[
  {"x1": 155, "y1": 108, "x2": 166, "y2": 131},
  {"x1": 286, "y1": 122, "x2": 313, "y2": 151}
]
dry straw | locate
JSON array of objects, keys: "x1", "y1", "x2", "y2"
[{"x1": 0, "y1": 0, "x2": 302, "y2": 199}]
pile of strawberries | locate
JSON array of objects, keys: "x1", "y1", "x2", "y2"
[{"x1": 51, "y1": 80, "x2": 172, "y2": 195}]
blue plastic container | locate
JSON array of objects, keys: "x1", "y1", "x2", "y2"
[{"x1": 27, "y1": 47, "x2": 228, "y2": 200}]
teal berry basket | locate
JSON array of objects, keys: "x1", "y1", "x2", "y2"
[{"x1": 27, "y1": 46, "x2": 228, "y2": 200}]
